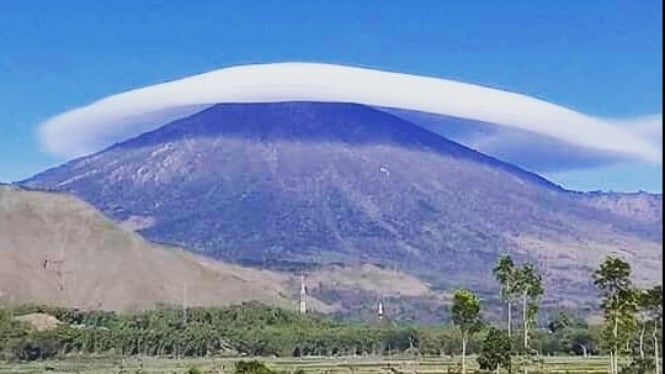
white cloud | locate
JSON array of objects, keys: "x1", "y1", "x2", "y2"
[
  {"x1": 380, "y1": 109, "x2": 662, "y2": 172},
  {"x1": 38, "y1": 62, "x2": 662, "y2": 166},
  {"x1": 609, "y1": 114, "x2": 663, "y2": 148}
]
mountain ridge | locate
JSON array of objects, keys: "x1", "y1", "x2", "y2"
[
  {"x1": 21, "y1": 101, "x2": 663, "y2": 308},
  {"x1": 0, "y1": 185, "x2": 296, "y2": 311},
  {"x1": 29, "y1": 102, "x2": 563, "y2": 192},
  {"x1": 2, "y1": 185, "x2": 446, "y2": 319}
]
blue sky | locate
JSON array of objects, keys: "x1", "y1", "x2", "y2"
[{"x1": 0, "y1": 1, "x2": 662, "y2": 191}]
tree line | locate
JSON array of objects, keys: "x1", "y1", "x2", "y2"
[
  {"x1": 0, "y1": 254, "x2": 661, "y2": 374},
  {"x1": 0, "y1": 302, "x2": 600, "y2": 361}
]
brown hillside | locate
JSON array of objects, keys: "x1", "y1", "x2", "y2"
[
  {"x1": 0, "y1": 185, "x2": 301, "y2": 311},
  {"x1": 0, "y1": 186, "x2": 431, "y2": 316}
]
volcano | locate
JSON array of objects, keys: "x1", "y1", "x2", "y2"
[{"x1": 23, "y1": 102, "x2": 662, "y2": 305}]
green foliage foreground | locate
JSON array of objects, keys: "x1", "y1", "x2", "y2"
[
  {"x1": 1, "y1": 302, "x2": 604, "y2": 363},
  {"x1": 0, "y1": 255, "x2": 659, "y2": 374}
]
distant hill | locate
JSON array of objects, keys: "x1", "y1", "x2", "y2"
[
  {"x1": 22, "y1": 102, "x2": 663, "y2": 309},
  {"x1": 0, "y1": 185, "x2": 300, "y2": 311},
  {"x1": 1, "y1": 185, "x2": 439, "y2": 318}
]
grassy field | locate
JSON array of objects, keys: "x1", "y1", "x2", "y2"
[{"x1": 0, "y1": 355, "x2": 621, "y2": 374}]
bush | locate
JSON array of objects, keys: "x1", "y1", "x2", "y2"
[
  {"x1": 619, "y1": 357, "x2": 655, "y2": 374},
  {"x1": 12, "y1": 337, "x2": 59, "y2": 361},
  {"x1": 477, "y1": 327, "x2": 511, "y2": 371},
  {"x1": 187, "y1": 367, "x2": 204, "y2": 374},
  {"x1": 234, "y1": 360, "x2": 277, "y2": 374}
]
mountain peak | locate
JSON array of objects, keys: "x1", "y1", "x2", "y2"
[
  {"x1": 77, "y1": 102, "x2": 560, "y2": 192},
  {"x1": 22, "y1": 101, "x2": 662, "y2": 309},
  {"x1": 38, "y1": 62, "x2": 660, "y2": 165}
]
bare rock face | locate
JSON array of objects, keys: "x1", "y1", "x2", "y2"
[{"x1": 22, "y1": 102, "x2": 662, "y2": 306}]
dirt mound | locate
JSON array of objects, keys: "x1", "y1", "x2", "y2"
[{"x1": 14, "y1": 313, "x2": 63, "y2": 331}]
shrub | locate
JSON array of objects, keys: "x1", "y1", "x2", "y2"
[
  {"x1": 477, "y1": 327, "x2": 511, "y2": 371},
  {"x1": 234, "y1": 360, "x2": 277, "y2": 374},
  {"x1": 188, "y1": 367, "x2": 204, "y2": 374}
]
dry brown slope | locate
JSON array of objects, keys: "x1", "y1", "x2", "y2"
[
  {"x1": 305, "y1": 263, "x2": 431, "y2": 298},
  {"x1": 0, "y1": 185, "x2": 305, "y2": 311},
  {"x1": 0, "y1": 185, "x2": 458, "y2": 317},
  {"x1": 508, "y1": 234, "x2": 663, "y2": 308}
]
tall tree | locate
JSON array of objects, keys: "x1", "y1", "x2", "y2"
[
  {"x1": 493, "y1": 254, "x2": 516, "y2": 337},
  {"x1": 593, "y1": 256, "x2": 638, "y2": 374},
  {"x1": 513, "y1": 263, "x2": 543, "y2": 352},
  {"x1": 645, "y1": 285, "x2": 663, "y2": 374},
  {"x1": 452, "y1": 289, "x2": 483, "y2": 374},
  {"x1": 637, "y1": 289, "x2": 651, "y2": 359}
]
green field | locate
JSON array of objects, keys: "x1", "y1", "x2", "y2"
[{"x1": 0, "y1": 355, "x2": 621, "y2": 374}]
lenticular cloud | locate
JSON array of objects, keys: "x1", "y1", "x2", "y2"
[{"x1": 38, "y1": 62, "x2": 662, "y2": 166}]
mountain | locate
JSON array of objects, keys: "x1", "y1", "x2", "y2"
[
  {"x1": 22, "y1": 102, "x2": 663, "y2": 308},
  {"x1": 1, "y1": 185, "x2": 442, "y2": 318},
  {"x1": 0, "y1": 185, "x2": 299, "y2": 311}
]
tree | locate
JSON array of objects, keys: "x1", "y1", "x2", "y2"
[
  {"x1": 546, "y1": 311, "x2": 594, "y2": 357},
  {"x1": 565, "y1": 328, "x2": 598, "y2": 357},
  {"x1": 493, "y1": 254, "x2": 517, "y2": 337},
  {"x1": 478, "y1": 327, "x2": 512, "y2": 372},
  {"x1": 234, "y1": 360, "x2": 277, "y2": 374},
  {"x1": 451, "y1": 289, "x2": 483, "y2": 374},
  {"x1": 513, "y1": 263, "x2": 543, "y2": 352},
  {"x1": 644, "y1": 285, "x2": 663, "y2": 374},
  {"x1": 547, "y1": 310, "x2": 588, "y2": 334},
  {"x1": 593, "y1": 256, "x2": 638, "y2": 374},
  {"x1": 636, "y1": 289, "x2": 651, "y2": 359}
]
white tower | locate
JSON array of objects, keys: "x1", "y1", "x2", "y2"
[
  {"x1": 298, "y1": 275, "x2": 307, "y2": 314},
  {"x1": 377, "y1": 300, "x2": 384, "y2": 321}
]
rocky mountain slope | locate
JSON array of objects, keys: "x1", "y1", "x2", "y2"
[{"x1": 22, "y1": 102, "x2": 663, "y2": 307}]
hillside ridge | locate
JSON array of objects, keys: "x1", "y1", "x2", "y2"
[{"x1": 20, "y1": 102, "x2": 662, "y2": 310}]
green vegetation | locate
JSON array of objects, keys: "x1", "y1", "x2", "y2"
[
  {"x1": 0, "y1": 254, "x2": 661, "y2": 374},
  {"x1": 492, "y1": 254, "x2": 515, "y2": 337},
  {"x1": 477, "y1": 327, "x2": 511, "y2": 371},
  {"x1": 234, "y1": 360, "x2": 279, "y2": 374},
  {"x1": 594, "y1": 256, "x2": 639, "y2": 374},
  {"x1": 1, "y1": 302, "x2": 603, "y2": 363},
  {"x1": 0, "y1": 355, "x2": 637, "y2": 374},
  {"x1": 451, "y1": 289, "x2": 483, "y2": 374},
  {"x1": 513, "y1": 262, "x2": 543, "y2": 354},
  {"x1": 592, "y1": 256, "x2": 662, "y2": 374}
]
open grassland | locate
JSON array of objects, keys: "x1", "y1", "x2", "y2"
[{"x1": 0, "y1": 355, "x2": 623, "y2": 374}]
